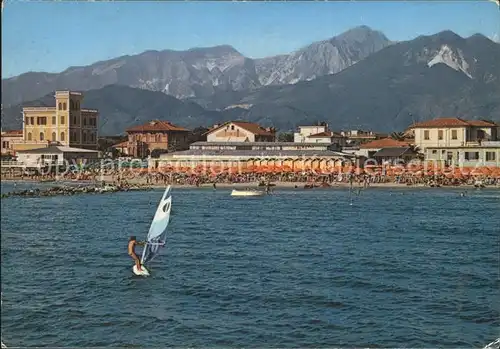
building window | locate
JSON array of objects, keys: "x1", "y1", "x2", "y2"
[
  {"x1": 37, "y1": 117, "x2": 47, "y2": 125},
  {"x1": 438, "y1": 130, "x2": 443, "y2": 140},
  {"x1": 39, "y1": 132, "x2": 45, "y2": 141},
  {"x1": 432, "y1": 150, "x2": 437, "y2": 154},
  {"x1": 60, "y1": 116, "x2": 65, "y2": 124},
  {"x1": 83, "y1": 118, "x2": 87, "y2": 126},
  {"x1": 231, "y1": 125, "x2": 235, "y2": 130},
  {"x1": 52, "y1": 116, "x2": 56, "y2": 125},
  {"x1": 451, "y1": 130, "x2": 457, "y2": 140},
  {"x1": 58, "y1": 103, "x2": 62, "y2": 110},
  {"x1": 25, "y1": 117, "x2": 30, "y2": 125},
  {"x1": 30, "y1": 117, "x2": 34, "y2": 125},
  {"x1": 70, "y1": 100, "x2": 75, "y2": 110},
  {"x1": 61, "y1": 132, "x2": 65, "y2": 141},
  {"x1": 486, "y1": 152, "x2": 496, "y2": 161},
  {"x1": 424, "y1": 130, "x2": 430, "y2": 140},
  {"x1": 464, "y1": 152, "x2": 479, "y2": 161},
  {"x1": 27, "y1": 132, "x2": 32, "y2": 141},
  {"x1": 83, "y1": 132, "x2": 87, "y2": 143},
  {"x1": 63, "y1": 102, "x2": 67, "y2": 110}
]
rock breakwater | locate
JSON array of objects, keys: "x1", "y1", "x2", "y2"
[{"x1": 1, "y1": 184, "x2": 153, "y2": 199}]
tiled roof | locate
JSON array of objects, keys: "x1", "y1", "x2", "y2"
[
  {"x1": 161, "y1": 149, "x2": 354, "y2": 158},
  {"x1": 112, "y1": 141, "x2": 128, "y2": 148},
  {"x1": 16, "y1": 145, "x2": 98, "y2": 154},
  {"x1": 1, "y1": 130, "x2": 23, "y2": 136},
  {"x1": 126, "y1": 120, "x2": 189, "y2": 133},
  {"x1": 205, "y1": 121, "x2": 275, "y2": 136},
  {"x1": 308, "y1": 131, "x2": 344, "y2": 138},
  {"x1": 409, "y1": 118, "x2": 498, "y2": 128},
  {"x1": 359, "y1": 138, "x2": 410, "y2": 149},
  {"x1": 190, "y1": 141, "x2": 332, "y2": 147},
  {"x1": 372, "y1": 147, "x2": 415, "y2": 157},
  {"x1": 467, "y1": 120, "x2": 498, "y2": 127}
]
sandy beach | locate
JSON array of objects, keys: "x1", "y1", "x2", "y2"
[{"x1": 2, "y1": 177, "x2": 498, "y2": 190}]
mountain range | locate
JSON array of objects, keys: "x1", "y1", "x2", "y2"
[{"x1": 2, "y1": 26, "x2": 499, "y2": 135}]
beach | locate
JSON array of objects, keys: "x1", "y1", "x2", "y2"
[{"x1": 1, "y1": 176, "x2": 499, "y2": 190}]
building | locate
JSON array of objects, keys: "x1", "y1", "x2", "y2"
[
  {"x1": 1, "y1": 130, "x2": 23, "y2": 155},
  {"x1": 408, "y1": 118, "x2": 499, "y2": 151},
  {"x1": 11, "y1": 91, "x2": 99, "y2": 152},
  {"x1": 189, "y1": 141, "x2": 336, "y2": 151},
  {"x1": 356, "y1": 138, "x2": 411, "y2": 158},
  {"x1": 424, "y1": 141, "x2": 500, "y2": 167},
  {"x1": 150, "y1": 140, "x2": 355, "y2": 172},
  {"x1": 205, "y1": 121, "x2": 276, "y2": 142},
  {"x1": 341, "y1": 130, "x2": 382, "y2": 146},
  {"x1": 294, "y1": 124, "x2": 329, "y2": 143},
  {"x1": 372, "y1": 147, "x2": 420, "y2": 165},
  {"x1": 293, "y1": 124, "x2": 346, "y2": 150},
  {"x1": 125, "y1": 120, "x2": 190, "y2": 158},
  {"x1": 306, "y1": 131, "x2": 346, "y2": 148},
  {"x1": 152, "y1": 149, "x2": 355, "y2": 173},
  {"x1": 15, "y1": 145, "x2": 99, "y2": 167}
]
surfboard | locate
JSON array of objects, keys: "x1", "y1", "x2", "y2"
[
  {"x1": 132, "y1": 264, "x2": 150, "y2": 276},
  {"x1": 132, "y1": 186, "x2": 172, "y2": 276}
]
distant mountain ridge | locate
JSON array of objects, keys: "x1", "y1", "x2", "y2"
[
  {"x1": 1, "y1": 26, "x2": 391, "y2": 106},
  {"x1": 2, "y1": 29, "x2": 499, "y2": 135},
  {"x1": 200, "y1": 30, "x2": 500, "y2": 131}
]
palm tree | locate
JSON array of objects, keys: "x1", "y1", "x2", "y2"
[
  {"x1": 408, "y1": 144, "x2": 424, "y2": 160},
  {"x1": 390, "y1": 132, "x2": 406, "y2": 141}
]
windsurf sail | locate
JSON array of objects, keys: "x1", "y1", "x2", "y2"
[{"x1": 140, "y1": 186, "x2": 172, "y2": 265}]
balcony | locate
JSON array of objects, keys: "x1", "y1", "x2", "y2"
[
  {"x1": 481, "y1": 141, "x2": 500, "y2": 147},
  {"x1": 464, "y1": 141, "x2": 500, "y2": 147}
]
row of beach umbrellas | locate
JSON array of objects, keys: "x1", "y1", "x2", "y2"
[{"x1": 126, "y1": 164, "x2": 500, "y2": 178}]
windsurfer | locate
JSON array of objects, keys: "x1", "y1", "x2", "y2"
[{"x1": 128, "y1": 236, "x2": 146, "y2": 271}]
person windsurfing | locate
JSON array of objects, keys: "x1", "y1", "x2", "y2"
[{"x1": 128, "y1": 236, "x2": 146, "y2": 271}]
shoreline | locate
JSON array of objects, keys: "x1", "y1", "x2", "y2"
[{"x1": 2, "y1": 179, "x2": 498, "y2": 190}]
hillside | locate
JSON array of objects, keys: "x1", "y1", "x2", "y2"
[{"x1": 1, "y1": 85, "x2": 247, "y2": 136}]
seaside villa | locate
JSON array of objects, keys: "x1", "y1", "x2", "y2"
[
  {"x1": 11, "y1": 91, "x2": 99, "y2": 152},
  {"x1": 125, "y1": 120, "x2": 190, "y2": 158},
  {"x1": 408, "y1": 118, "x2": 500, "y2": 167}
]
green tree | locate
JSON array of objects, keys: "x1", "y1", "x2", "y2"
[
  {"x1": 150, "y1": 148, "x2": 168, "y2": 158},
  {"x1": 187, "y1": 126, "x2": 209, "y2": 143},
  {"x1": 277, "y1": 132, "x2": 294, "y2": 142}
]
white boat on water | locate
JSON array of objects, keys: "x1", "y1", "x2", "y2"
[{"x1": 230, "y1": 189, "x2": 265, "y2": 197}]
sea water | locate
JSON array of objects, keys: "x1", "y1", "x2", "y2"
[{"x1": 1, "y1": 183, "x2": 499, "y2": 347}]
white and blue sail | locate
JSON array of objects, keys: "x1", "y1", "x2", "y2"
[{"x1": 140, "y1": 185, "x2": 172, "y2": 265}]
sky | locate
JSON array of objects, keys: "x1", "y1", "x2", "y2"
[{"x1": 2, "y1": 1, "x2": 499, "y2": 78}]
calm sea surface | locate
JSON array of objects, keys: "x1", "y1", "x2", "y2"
[{"x1": 1, "y1": 182, "x2": 499, "y2": 348}]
